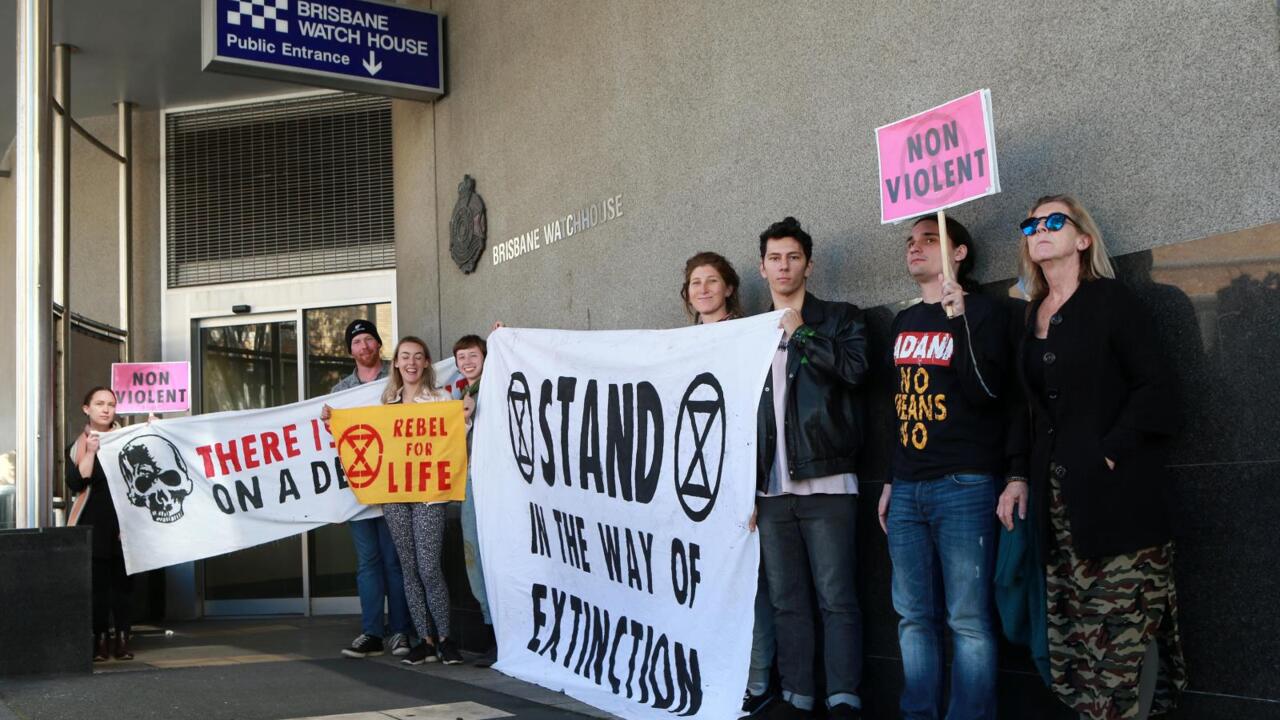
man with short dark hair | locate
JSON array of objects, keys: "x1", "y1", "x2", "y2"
[
  {"x1": 322, "y1": 319, "x2": 414, "y2": 659},
  {"x1": 754, "y1": 217, "x2": 868, "y2": 719}
]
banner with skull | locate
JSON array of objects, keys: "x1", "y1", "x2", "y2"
[
  {"x1": 98, "y1": 357, "x2": 466, "y2": 575},
  {"x1": 471, "y1": 313, "x2": 782, "y2": 720}
]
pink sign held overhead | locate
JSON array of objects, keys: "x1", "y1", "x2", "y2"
[
  {"x1": 876, "y1": 89, "x2": 1001, "y2": 224},
  {"x1": 111, "y1": 361, "x2": 191, "y2": 414}
]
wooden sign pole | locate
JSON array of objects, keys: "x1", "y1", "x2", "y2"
[{"x1": 938, "y1": 209, "x2": 957, "y2": 318}]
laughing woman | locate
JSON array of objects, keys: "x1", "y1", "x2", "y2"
[
  {"x1": 379, "y1": 336, "x2": 464, "y2": 666},
  {"x1": 66, "y1": 386, "x2": 134, "y2": 662},
  {"x1": 999, "y1": 195, "x2": 1187, "y2": 719}
]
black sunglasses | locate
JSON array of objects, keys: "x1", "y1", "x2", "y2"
[{"x1": 1019, "y1": 212, "x2": 1078, "y2": 237}]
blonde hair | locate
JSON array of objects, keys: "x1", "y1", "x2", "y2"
[
  {"x1": 1019, "y1": 194, "x2": 1115, "y2": 301},
  {"x1": 381, "y1": 336, "x2": 437, "y2": 404}
]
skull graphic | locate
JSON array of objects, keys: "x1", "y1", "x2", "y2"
[{"x1": 118, "y1": 435, "x2": 194, "y2": 523}]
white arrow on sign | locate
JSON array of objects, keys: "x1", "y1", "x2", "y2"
[{"x1": 362, "y1": 50, "x2": 382, "y2": 76}]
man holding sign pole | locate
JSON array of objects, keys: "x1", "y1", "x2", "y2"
[
  {"x1": 878, "y1": 216, "x2": 1017, "y2": 720},
  {"x1": 754, "y1": 217, "x2": 868, "y2": 719}
]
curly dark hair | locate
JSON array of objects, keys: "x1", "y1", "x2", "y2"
[{"x1": 758, "y1": 216, "x2": 813, "y2": 261}]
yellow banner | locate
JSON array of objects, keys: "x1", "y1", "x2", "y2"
[{"x1": 330, "y1": 401, "x2": 468, "y2": 504}]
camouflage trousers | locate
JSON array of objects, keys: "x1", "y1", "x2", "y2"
[{"x1": 1046, "y1": 477, "x2": 1188, "y2": 719}]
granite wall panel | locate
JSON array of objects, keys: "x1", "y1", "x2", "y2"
[{"x1": 0, "y1": 528, "x2": 91, "y2": 676}]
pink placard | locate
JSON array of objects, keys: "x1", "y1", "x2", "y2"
[
  {"x1": 875, "y1": 89, "x2": 1001, "y2": 224},
  {"x1": 111, "y1": 361, "x2": 191, "y2": 414}
]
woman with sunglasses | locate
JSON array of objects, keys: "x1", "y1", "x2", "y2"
[
  {"x1": 66, "y1": 386, "x2": 134, "y2": 662},
  {"x1": 379, "y1": 336, "x2": 464, "y2": 666},
  {"x1": 999, "y1": 195, "x2": 1186, "y2": 719}
]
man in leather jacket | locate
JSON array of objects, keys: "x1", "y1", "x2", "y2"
[{"x1": 754, "y1": 217, "x2": 868, "y2": 720}]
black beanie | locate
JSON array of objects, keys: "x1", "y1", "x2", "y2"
[{"x1": 345, "y1": 319, "x2": 382, "y2": 352}]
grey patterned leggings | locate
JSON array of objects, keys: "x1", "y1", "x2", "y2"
[{"x1": 382, "y1": 502, "x2": 451, "y2": 640}]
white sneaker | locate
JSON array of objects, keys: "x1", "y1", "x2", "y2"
[{"x1": 388, "y1": 632, "x2": 411, "y2": 657}]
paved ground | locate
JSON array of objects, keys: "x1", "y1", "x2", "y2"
[{"x1": 0, "y1": 618, "x2": 615, "y2": 720}]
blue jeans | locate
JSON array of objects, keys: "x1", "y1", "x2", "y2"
[
  {"x1": 758, "y1": 493, "x2": 862, "y2": 711},
  {"x1": 748, "y1": 551, "x2": 776, "y2": 696},
  {"x1": 349, "y1": 516, "x2": 412, "y2": 638},
  {"x1": 887, "y1": 474, "x2": 998, "y2": 720},
  {"x1": 460, "y1": 471, "x2": 491, "y2": 624}
]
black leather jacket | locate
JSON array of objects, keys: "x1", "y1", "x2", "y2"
[{"x1": 757, "y1": 293, "x2": 869, "y2": 491}]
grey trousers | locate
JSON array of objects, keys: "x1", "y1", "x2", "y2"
[{"x1": 383, "y1": 502, "x2": 451, "y2": 640}]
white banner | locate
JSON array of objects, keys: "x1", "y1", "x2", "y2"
[
  {"x1": 98, "y1": 358, "x2": 464, "y2": 575},
  {"x1": 472, "y1": 313, "x2": 782, "y2": 720}
]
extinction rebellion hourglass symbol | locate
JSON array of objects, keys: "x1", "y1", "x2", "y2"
[
  {"x1": 338, "y1": 424, "x2": 384, "y2": 489},
  {"x1": 674, "y1": 372, "x2": 726, "y2": 523},
  {"x1": 507, "y1": 373, "x2": 537, "y2": 482}
]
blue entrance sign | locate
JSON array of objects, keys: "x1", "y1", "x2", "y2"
[{"x1": 201, "y1": 0, "x2": 444, "y2": 101}]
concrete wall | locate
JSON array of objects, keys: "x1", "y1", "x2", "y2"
[
  {"x1": 429, "y1": 0, "x2": 1280, "y2": 339},
  {"x1": 393, "y1": 98, "x2": 443, "y2": 358}
]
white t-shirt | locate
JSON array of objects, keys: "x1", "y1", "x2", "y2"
[{"x1": 759, "y1": 341, "x2": 858, "y2": 497}]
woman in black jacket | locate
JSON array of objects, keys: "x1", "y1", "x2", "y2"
[
  {"x1": 66, "y1": 386, "x2": 133, "y2": 662},
  {"x1": 997, "y1": 195, "x2": 1186, "y2": 719}
]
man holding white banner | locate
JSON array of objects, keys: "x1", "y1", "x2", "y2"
[
  {"x1": 471, "y1": 314, "x2": 783, "y2": 720},
  {"x1": 755, "y1": 217, "x2": 869, "y2": 719}
]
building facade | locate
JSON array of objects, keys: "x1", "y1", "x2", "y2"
[{"x1": 1, "y1": 0, "x2": 1278, "y2": 715}]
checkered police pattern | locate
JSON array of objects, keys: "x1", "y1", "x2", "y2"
[{"x1": 227, "y1": 0, "x2": 289, "y2": 33}]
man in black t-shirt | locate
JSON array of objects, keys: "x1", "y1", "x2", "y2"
[{"x1": 876, "y1": 216, "x2": 1014, "y2": 720}]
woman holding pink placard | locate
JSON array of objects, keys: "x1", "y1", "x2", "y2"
[{"x1": 66, "y1": 386, "x2": 134, "y2": 662}]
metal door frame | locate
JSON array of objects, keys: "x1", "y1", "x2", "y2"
[{"x1": 163, "y1": 274, "x2": 396, "y2": 618}]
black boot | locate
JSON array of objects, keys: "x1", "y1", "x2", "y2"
[
  {"x1": 473, "y1": 625, "x2": 497, "y2": 668},
  {"x1": 93, "y1": 633, "x2": 110, "y2": 662},
  {"x1": 113, "y1": 630, "x2": 134, "y2": 661}
]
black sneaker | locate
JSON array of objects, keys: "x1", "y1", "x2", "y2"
[
  {"x1": 401, "y1": 642, "x2": 438, "y2": 665},
  {"x1": 341, "y1": 634, "x2": 383, "y2": 658},
  {"x1": 438, "y1": 638, "x2": 464, "y2": 665},
  {"x1": 473, "y1": 644, "x2": 497, "y2": 668},
  {"x1": 826, "y1": 704, "x2": 861, "y2": 719},
  {"x1": 742, "y1": 689, "x2": 776, "y2": 716}
]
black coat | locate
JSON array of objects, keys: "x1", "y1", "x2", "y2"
[
  {"x1": 65, "y1": 440, "x2": 124, "y2": 560},
  {"x1": 757, "y1": 292, "x2": 869, "y2": 490},
  {"x1": 1016, "y1": 277, "x2": 1179, "y2": 559}
]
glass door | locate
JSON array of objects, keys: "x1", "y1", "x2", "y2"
[
  {"x1": 198, "y1": 314, "x2": 305, "y2": 615},
  {"x1": 302, "y1": 303, "x2": 392, "y2": 615},
  {"x1": 194, "y1": 302, "x2": 392, "y2": 616}
]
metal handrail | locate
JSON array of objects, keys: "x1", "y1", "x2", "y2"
[
  {"x1": 53, "y1": 301, "x2": 128, "y2": 341},
  {"x1": 50, "y1": 98, "x2": 126, "y2": 164}
]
